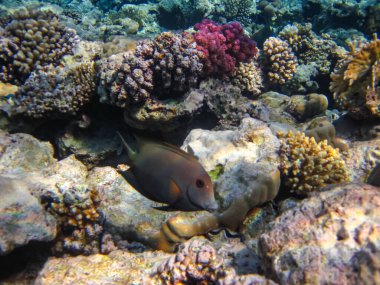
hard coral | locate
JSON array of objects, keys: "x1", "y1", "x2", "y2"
[
  {"x1": 231, "y1": 59, "x2": 263, "y2": 96},
  {"x1": 263, "y1": 37, "x2": 298, "y2": 85},
  {"x1": 330, "y1": 34, "x2": 380, "y2": 119},
  {"x1": 151, "y1": 32, "x2": 205, "y2": 97},
  {"x1": 194, "y1": 19, "x2": 257, "y2": 75},
  {"x1": 98, "y1": 51, "x2": 154, "y2": 107},
  {"x1": 9, "y1": 62, "x2": 95, "y2": 118},
  {"x1": 41, "y1": 185, "x2": 103, "y2": 256},
  {"x1": 0, "y1": 7, "x2": 78, "y2": 84},
  {"x1": 278, "y1": 131, "x2": 349, "y2": 195}
]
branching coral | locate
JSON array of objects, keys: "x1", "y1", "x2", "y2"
[
  {"x1": 41, "y1": 185, "x2": 103, "y2": 256},
  {"x1": 278, "y1": 131, "x2": 349, "y2": 195},
  {"x1": 262, "y1": 37, "x2": 298, "y2": 84},
  {"x1": 279, "y1": 23, "x2": 345, "y2": 75},
  {"x1": 9, "y1": 62, "x2": 96, "y2": 118},
  {"x1": 0, "y1": 7, "x2": 79, "y2": 84},
  {"x1": 194, "y1": 19, "x2": 258, "y2": 75},
  {"x1": 230, "y1": 59, "x2": 263, "y2": 96},
  {"x1": 330, "y1": 34, "x2": 380, "y2": 119}
]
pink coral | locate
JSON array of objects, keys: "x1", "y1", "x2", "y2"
[{"x1": 194, "y1": 19, "x2": 257, "y2": 75}]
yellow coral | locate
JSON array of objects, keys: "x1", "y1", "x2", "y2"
[
  {"x1": 263, "y1": 37, "x2": 298, "y2": 84},
  {"x1": 279, "y1": 131, "x2": 349, "y2": 194},
  {"x1": 330, "y1": 34, "x2": 380, "y2": 119},
  {"x1": 231, "y1": 59, "x2": 263, "y2": 96}
]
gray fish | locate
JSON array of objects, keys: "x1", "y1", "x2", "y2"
[
  {"x1": 367, "y1": 163, "x2": 380, "y2": 187},
  {"x1": 118, "y1": 133, "x2": 218, "y2": 212}
]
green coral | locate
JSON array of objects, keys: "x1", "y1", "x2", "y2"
[{"x1": 208, "y1": 164, "x2": 224, "y2": 182}]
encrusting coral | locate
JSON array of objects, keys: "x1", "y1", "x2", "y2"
[
  {"x1": 330, "y1": 34, "x2": 380, "y2": 119},
  {"x1": 0, "y1": 6, "x2": 79, "y2": 84},
  {"x1": 262, "y1": 37, "x2": 298, "y2": 85},
  {"x1": 278, "y1": 131, "x2": 349, "y2": 195},
  {"x1": 41, "y1": 185, "x2": 103, "y2": 256}
]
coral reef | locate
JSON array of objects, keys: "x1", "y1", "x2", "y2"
[
  {"x1": 230, "y1": 59, "x2": 263, "y2": 96},
  {"x1": 0, "y1": 6, "x2": 79, "y2": 84},
  {"x1": 279, "y1": 23, "x2": 345, "y2": 75},
  {"x1": 286, "y1": 93, "x2": 328, "y2": 121},
  {"x1": 41, "y1": 183, "x2": 103, "y2": 256},
  {"x1": 7, "y1": 62, "x2": 96, "y2": 118},
  {"x1": 259, "y1": 183, "x2": 380, "y2": 285},
  {"x1": 158, "y1": 0, "x2": 213, "y2": 28},
  {"x1": 278, "y1": 131, "x2": 349, "y2": 195},
  {"x1": 330, "y1": 34, "x2": 380, "y2": 119},
  {"x1": 262, "y1": 37, "x2": 298, "y2": 85},
  {"x1": 97, "y1": 51, "x2": 154, "y2": 107},
  {"x1": 220, "y1": 0, "x2": 255, "y2": 25},
  {"x1": 149, "y1": 32, "x2": 205, "y2": 96},
  {"x1": 194, "y1": 19, "x2": 258, "y2": 75},
  {"x1": 98, "y1": 31, "x2": 204, "y2": 107}
]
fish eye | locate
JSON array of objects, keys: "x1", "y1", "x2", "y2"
[{"x1": 196, "y1": 179, "x2": 205, "y2": 188}]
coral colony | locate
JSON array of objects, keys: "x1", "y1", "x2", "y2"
[{"x1": 0, "y1": 0, "x2": 380, "y2": 284}]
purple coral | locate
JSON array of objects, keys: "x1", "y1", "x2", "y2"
[{"x1": 194, "y1": 19, "x2": 258, "y2": 75}]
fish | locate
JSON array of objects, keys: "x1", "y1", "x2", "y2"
[
  {"x1": 117, "y1": 132, "x2": 218, "y2": 212},
  {"x1": 367, "y1": 164, "x2": 380, "y2": 187}
]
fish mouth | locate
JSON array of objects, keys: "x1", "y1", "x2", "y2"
[{"x1": 186, "y1": 189, "x2": 218, "y2": 212}]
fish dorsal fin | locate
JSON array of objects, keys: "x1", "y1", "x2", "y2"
[{"x1": 152, "y1": 140, "x2": 199, "y2": 163}]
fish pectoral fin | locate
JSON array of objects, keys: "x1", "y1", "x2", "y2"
[
  {"x1": 168, "y1": 179, "x2": 181, "y2": 203},
  {"x1": 152, "y1": 205, "x2": 178, "y2": 211}
]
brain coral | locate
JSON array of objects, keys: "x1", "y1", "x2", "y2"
[
  {"x1": 0, "y1": 7, "x2": 79, "y2": 84},
  {"x1": 279, "y1": 131, "x2": 349, "y2": 195},
  {"x1": 330, "y1": 34, "x2": 380, "y2": 119},
  {"x1": 263, "y1": 37, "x2": 298, "y2": 85},
  {"x1": 9, "y1": 62, "x2": 96, "y2": 118}
]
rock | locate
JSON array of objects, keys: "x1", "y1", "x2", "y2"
[
  {"x1": 0, "y1": 176, "x2": 57, "y2": 255},
  {"x1": 36, "y1": 238, "x2": 277, "y2": 284},
  {"x1": 259, "y1": 183, "x2": 380, "y2": 285},
  {"x1": 182, "y1": 117, "x2": 280, "y2": 172},
  {"x1": 345, "y1": 138, "x2": 380, "y2": 182},
  {"x1": 35, "y1": 249, "x2": 171, "y2": 285},
  {"x1": 56, "y1": 123, "x2": 121, "y2": 168},
  {"x1": 0, "y1": 131, "x2": 55, "y2": 174}
]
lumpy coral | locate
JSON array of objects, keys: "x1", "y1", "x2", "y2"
[
  {"x1": 98, "y1": 31, "x2": 204, "y2": 107},
  {"x1": 262, "y1": 37, "x2": 298, "y2": 84},
  {"x1": 150, "y1": 32, "x2": 205, "y2": 97},
  {"x1": 221, "y1": 0, "x2": 255, "y2": 25},
  {"x1": 41, "y1": 185, "x2": 103, "y2": 256},
  {"x1": 8, "y1": 62, "x2": 96, "y2": 118},
  {"x1": 230, "y1": 59, "x2": 263, "y2": 96},
  {"x1": 97, "y1": 51, "x2": 154, "y2": 107},
  {"x1": 330, "y1": 34, "x2": 380, "y2": 119},
  {"x1": 278, "y1": 131, "x2": 349, "y2": 195},
  {"x1": 0, "y1": 6, "x2": 79, "y2": 84},
  {"x1": 194, "y1": 19, "x2": 258, "y2": 75}
]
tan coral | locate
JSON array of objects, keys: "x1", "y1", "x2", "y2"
[
  {"x1": 330, "y1": 34, "x2": 380, "y2": 119},
  {"x1": 263, "y1": 37, "x2": 298, "y2": 84},
  {"x1": 278, "y1": 131, "x2": 349, "y2": 195},
  {"x1": 230, "y1": 59, "x2": 263, "y2": 96}
]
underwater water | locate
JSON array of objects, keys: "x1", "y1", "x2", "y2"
[{"x1": 0, "y1": 0, "x2": 379, "y2": 284}]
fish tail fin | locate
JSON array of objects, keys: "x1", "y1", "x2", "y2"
[{"x1": 117, "y1": 131, "x2": 137, "y2": 160}]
